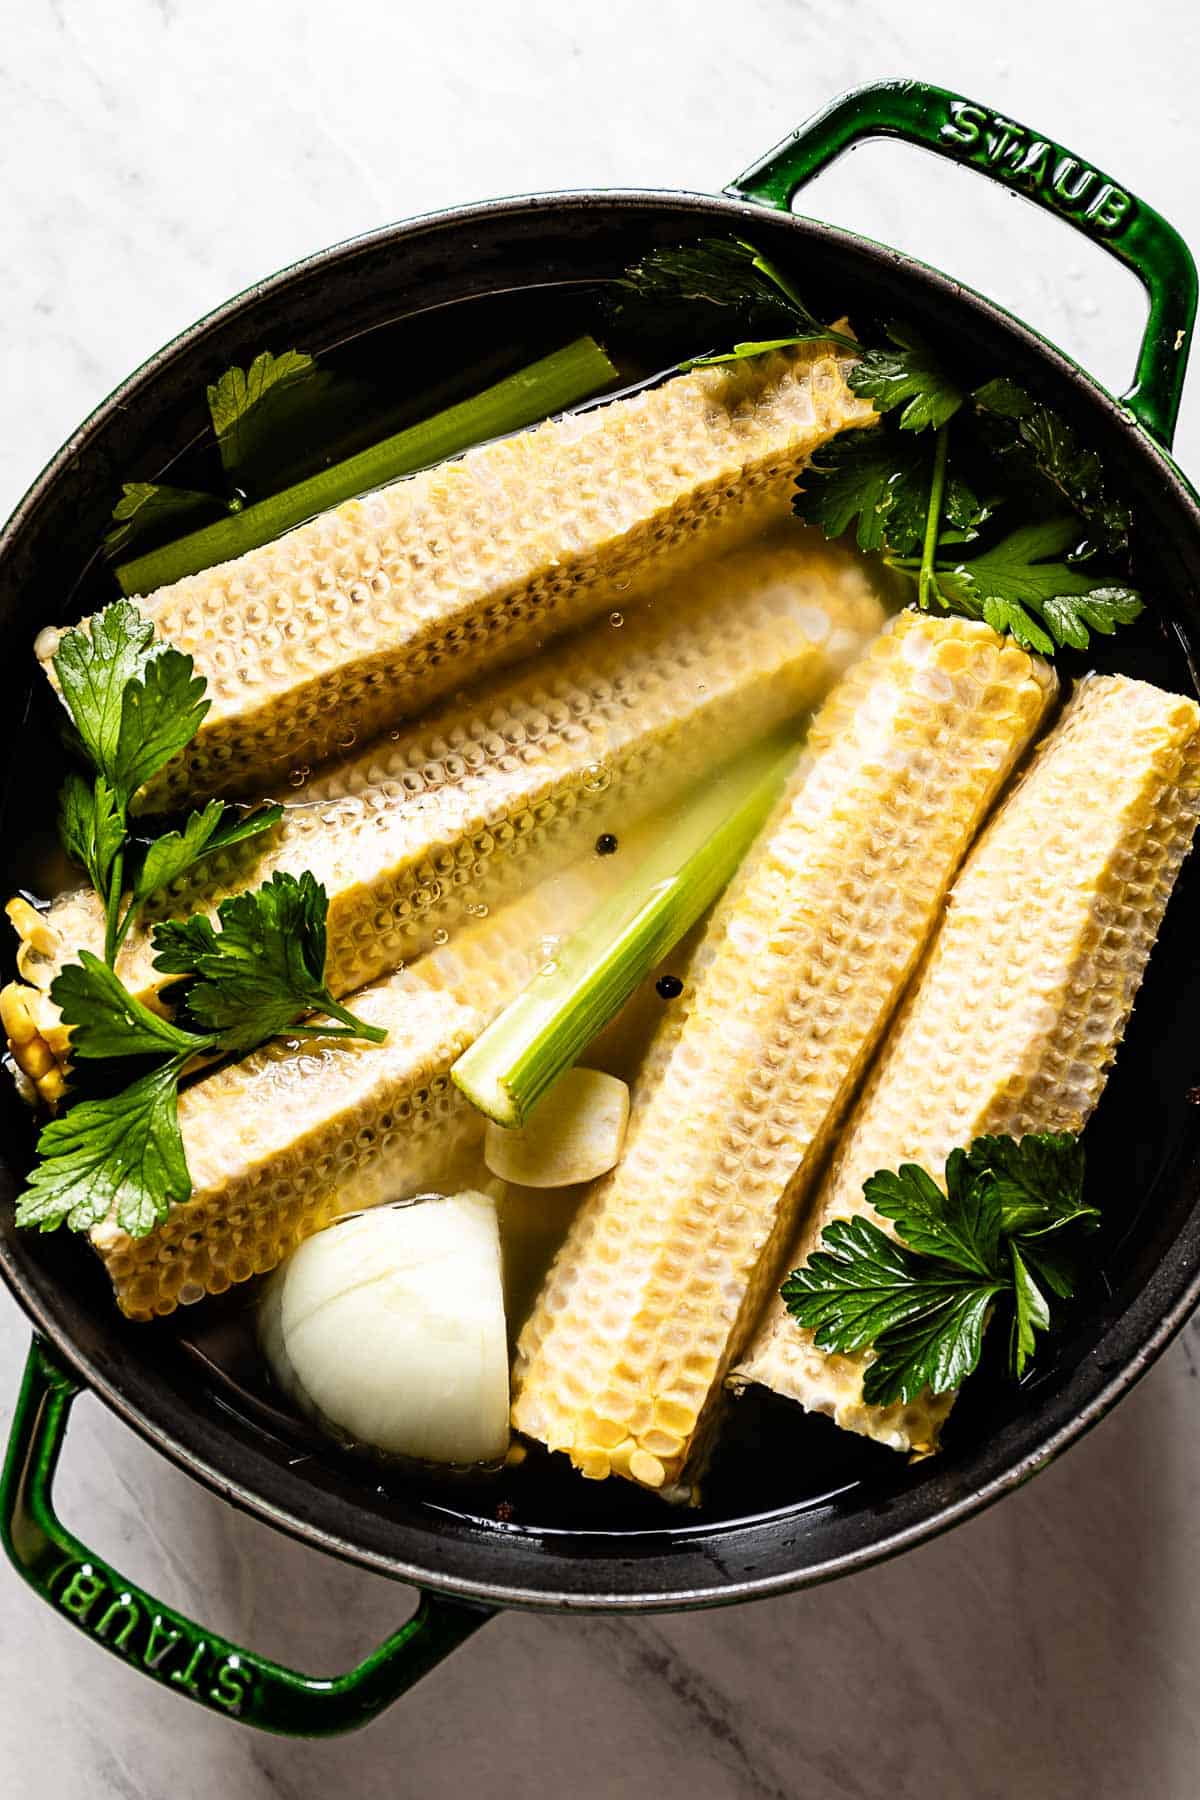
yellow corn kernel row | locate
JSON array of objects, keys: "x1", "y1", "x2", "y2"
[
  {"x1": 6, "y1": 531, "x2": 884, "y2": 1093},
  {"x1": 43, "y1": 345, "x2": 876, "y2": 811},
  {"x1": 90, "y1": 818, "x2": 664, "y2": 1320},
  {"x1": 732, "y1": 673, "x2": 1200, "y2": 1452},
  {"x1": 0, "y1": 977, "x2": 66, "y2": 1108},
  {"x1": 510, "y1": 613, "x2": 1056, "y2": 1496}
]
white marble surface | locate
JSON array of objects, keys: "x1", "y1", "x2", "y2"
[{"x1": 3, "y1": 2, "x2": 1200, "y2": 1793}]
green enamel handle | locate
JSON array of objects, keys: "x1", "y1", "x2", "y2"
[
  {"x1": 0, "y1": 1338, "x2": 493, "y2": 1736},
  {"x1": 727, "y1": 78, "x2": 1198, "y2": 449}
]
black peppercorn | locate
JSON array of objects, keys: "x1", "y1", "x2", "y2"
[{"x1": 655, "y1": 975, "x2": 683, "y2": 1000}]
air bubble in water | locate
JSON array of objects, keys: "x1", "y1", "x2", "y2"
[
  {"x1": 432, "y1": 927, "x2": 449, "y2": 946},
  {"x1": 609, "y1": 611, "x2": 624, "y2": 628},
  {"x1": 288, "y1": 768, "x2": 308, "y2": 788},
  {"x1": 582, "y1": 763, "x2": 610, "y2": 793},
  {"x1": 338, "y1": 729, "x2": 358, "y2": 749}
]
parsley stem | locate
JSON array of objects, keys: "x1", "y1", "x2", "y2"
[
  {"x1": 103, "y1": 848, "x2": 125, "y2": 968},
  {"x1": 115, "y1": 337, "x2": 618, "y2": 594},
  {"x1": 745, "y1": 252, "x2": 858, "y2": 352},
  {"x1": 304, "y1": 997, "x2": 389, "y2": 1045},
  {"x1": 288, "y1": 1024, "x2": 382, "y2": 1042},
  {"x1": 750, "y1": 250, "x2": 811, "y2": 313},
  {"x1": 110, "y1": 897, "x2": 140, "y2": 959},
  {"x1": 918, "y1": 423, "x2": 950, "y2": 612}
]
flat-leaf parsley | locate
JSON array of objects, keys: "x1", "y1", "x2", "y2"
[{"x1": 782, "y1": 1133, "x2": 1097, "y2": 1406}]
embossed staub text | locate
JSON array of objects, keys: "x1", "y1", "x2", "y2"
[
  {"x1": 939, "y1": 100, "x2": 1134, "y2": 235},
  {"x1": 52, "y1": 1561, "x2": 250, "y2": 1714}
]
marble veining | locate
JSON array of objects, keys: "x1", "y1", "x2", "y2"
[{"x1": 3, "y1": 2, "x2": 1200, "y2": 1795}]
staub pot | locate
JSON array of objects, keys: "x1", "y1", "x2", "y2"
[{"x1": 2, "y1": 80, "x2": 1199, "y2": 1735}]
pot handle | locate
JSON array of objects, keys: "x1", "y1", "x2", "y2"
[
  {"x1": 726, "y1": 79, "x2": 1197, "y2": 449},
  {"x1": 0, "y1": 1337, "x2": 493, "y2": 1736}
]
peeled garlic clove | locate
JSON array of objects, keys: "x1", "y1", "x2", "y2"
[
  {"x1": 485, "y1": 1067, "x2": 629, "y2": 1188},
  {"x1": 259, "y1": 1190, "x2": 509, "y2": 1465}
]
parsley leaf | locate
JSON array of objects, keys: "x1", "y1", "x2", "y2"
[
  {"x1": 962, "y1": 1131, "x2": 1094, "y2": 1236},
  {"x1": 53, "y1": 600, "x2": 161, "y2": 781},
  {"x1": 18, "y1": 874, "x2": 386, "y2": 1240},
  {"x1": 612, "y1": 237, "x2": 859, "y2": 366},
  {"x1": 611, "y1": 238, "x2": 814, "y2": 333},
  {"x1": 783, "y1": 1217, "x2": 969, "y2": 1352},
  {"x1": 782, "y1": 1132, "x2": 1096, "y2": 1406},
  {"x1": 933, "y1": 517, "x2": 1143, "y2": 654},
  {"x1": 51, "y1": 951, "x2": 213, "y2": 1062},
  {"x1": 50, "y1": 603, "x2": 257, "y2": 965},
  {"x1": 863, "y1": 1286, "x2": 998, "y2": 1407},
  {"x1": 103, "y1": 482, "x2": 227, "y2": 562},
  {"x1": 1009, "y1": 1241, "x2": 1052, "y2": 1378},
  {"x1": 794, "y1": 430, "x2": 931, "y2": 555},
  {"x1": 104, "y1": 349, "x2": 343, "y2": 560},
  {"x1": 110, "y1": 646, "x2": 210, "y2": 805},
  {"x1": 1015, "y1": 1237, "x2": 1082, "y2": 1302},
  {"x1": 939, "y1": 476, "x2": 993, "y2": 545},
  {"x1": 58, "y1": 773, "x2": 124, "y2": 901},
  {"x1": 208, "y1": 349, "x2": 316, "y2": 453},
  {"x1": 52, "y1": 602, "x2": 210, "y2": 813},
  {"x1": 847, "y1": 324, "x2": 963, "y2": 432},
  {"x1": 208, "y1": 349, "x2": 345, "y2": 496},
  {"x1": 864, "y1": 1151, "x2": 1000, "y2": 1279},
  {"x1": 130, "y1": 800, "x2": 284, "y2": 909},
  {"x1": 152, "y1": 870, "x2": 387, "y2": 1054},
  {"x1": 16, "y1": 1058, "x2": 191, "y2": 1238},
  {"x1": 973, "y1": 377, "x2": 1133, "y2": 557}
]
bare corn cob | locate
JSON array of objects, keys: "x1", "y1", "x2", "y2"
[
  {"x1": 4, "y1": 531, "x2": 884, "y2": 1098},
  {"x1": 37, "y1": 344, "x2": 876, "y2": 810},
  {"x1": 510, "y1": 614, "x2": 1056, "y2": 1496},
  {"x1": 90, "y1": 820, "x2": 663, "y2": 1320},
  {"x1": 732, "y1": 673, "x2": 1200, "y2": 1452}
]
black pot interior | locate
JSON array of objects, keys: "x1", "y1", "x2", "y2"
[{"x1": 3, "y1": 195, "x2": 1200, "y2": 1608}]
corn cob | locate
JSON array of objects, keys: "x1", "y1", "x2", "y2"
[
  {"x1": 39, "y1": 344, "x2": 877, "y2": 812},
  {"x1": 510, "y1": 614, "x2": 1056, "y2": 1496},
  {"x1": 91, "y1": 820, "x2": 663, "y2": 1320},
  {"x1": 4, "y1": 531, "x2": 884, "y2": 1099},
  {"x1": 732, "y1": 673, "x2": 1200, "y2": 1453}
]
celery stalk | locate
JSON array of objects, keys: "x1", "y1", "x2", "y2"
[
  {"x1": 117, "y1": 336, "x2": 618, "y2": 594},
  {"x1": 452, "y1": 734, "x2": 800, "y2": 1128}
]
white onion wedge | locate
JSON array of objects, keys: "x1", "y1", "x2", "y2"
[
  {"x1": 484, "y1": 1067, "x2": 630, "y2": 1188},
  {"x1": 259, "y1": 1191, "x2": 509, "y2": 1465}
]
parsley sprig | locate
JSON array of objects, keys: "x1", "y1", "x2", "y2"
[
  {"x1": 153, "y1": 870, "x2": 388, "y2": 1054},
  {"x1": 798, "y1": 333, "x2": 1141, "y2": 653},
  {"x1": 20, "y1": 602, "x2": 385, "y2": 1240},
  {"x1": 50, "y1": 600, "x2": 283, "y2": 964},
  {"x1": 16, "y1": 874, "x2": 385, "y2": 1239},
  {"x1": 782, "y1": 1133, "x2": 1098, "y2": 1407},
  {"x1": 613, "y1": 239, "x2": 1143, "y2": 656}
]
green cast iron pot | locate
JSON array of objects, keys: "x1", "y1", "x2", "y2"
[{"x1": 1, "y1": 79, "x2": 1199, "y2": 1736}]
